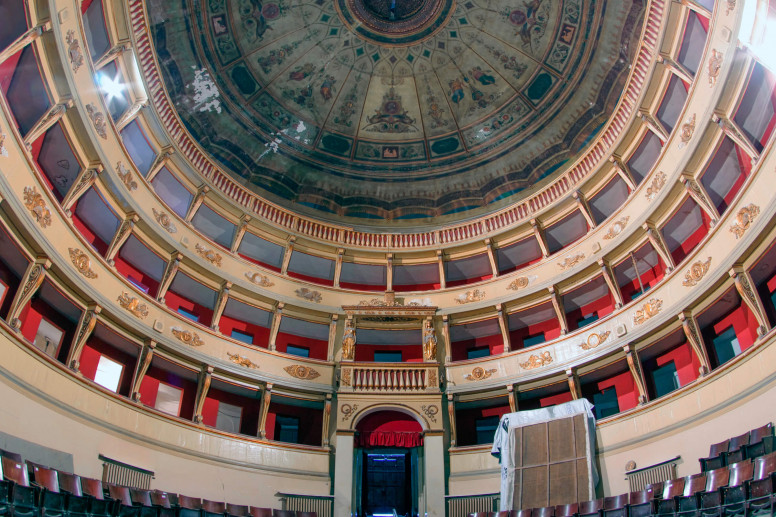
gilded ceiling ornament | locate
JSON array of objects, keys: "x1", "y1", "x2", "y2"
[
  {"x1": 729, "y1": 204, "x2": 760, "y2": 239},
  {"x1": 65, "y1": 30, "x2": 84, "y2": 73},
  {"x1": 341, "y1": 368, "x2": 352, "y2": 387},
  {"x1": 603, "y1": 217, "x2": 629, "y2": 240},
  {"x1": 683, "y1": 257, "x2": 712, "y2": 287},
  {"x1": 284, "y1": 364, "x2": 320, "y2": 380},
  {"x1": 507, "y1": 276, "x2": 531, "y2": 291},
  {"x1": 117, "y1": 292, "x2": 149, "y2": 319},
  {"x1": 708, "y1": 50, "x2": 723, "y2": 86},
  {"x1": 296, "y1": 287, "x2": 322, "y2": 303},
  {"x1": 152, "y1": 208, "x2": 177, "y2": 233},
  {"x1": 116, "y1": 161, "x2": 137, "y2": 191},
  {"x1": 678, "y1": 114, "x2": 696, "y2": 148},
  {"x1": 340, "y1": 403, "x2": 357, "y2": 421},
  {"x1": 0, "y1": 131, "x2": 7, "y2": 157},
  {"x1": 464, "y1": 366, "x2": 497, "y2": 381},
  {"x1": 23, "y1": 187, "x2": 52, "y2": 228},
  {"x1": 171, "y1": 327, "x2": 204, "y2": 347},
  {"x1": 633, "y1": 298, "x2": 662, "y2": 325},
  {"x1": 579, "y1": 331, "x2": 611, "y2": 350},
  {"x1": 558, "y1": 253, "x2": 585, "y2": 270},
  {"x1": 194, "y1": 243, "x2": 222, "y2": 267},
  {"x1": 421, "y1": 405, "x2": 439, "y2": 423},
  {"x1": 68, "y1": 248, "x2": 97, "y2": 279},
  {"x1": 245, "y1": 271, "x2": 274, "y2": 287},
  {"x1": 227, "y1": 352, "x2": 259, "y2": 369},
  {"x1": 645, "y1": 171, "x2": 667, "y2": 201},
  {"x1": 455, "y1": 289, "x2": 485, "y2": 304},
  {"x1": 520, "y1": 351, "x2": 553, "y2": 370},
  {"x1": 85, "y1": 104, "x2": 107, "y2": 139}
]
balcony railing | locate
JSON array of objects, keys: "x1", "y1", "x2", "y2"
[{"x1": 339, "y1": 362, "x2": 439, "y2": 393}]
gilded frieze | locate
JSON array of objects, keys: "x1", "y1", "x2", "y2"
[
  {"x1": 603, "y1": 217, "x2": 629, "y2": 240},
  {"x1": 421, "y1": 405, "x2": 439, "y2": 423},
  {"x1": 245, "y1": 271, "x2": 274, "y2": 287},
  {"x1": 23, "y1": 186, "x2": 52, "y2": 228},
  {"x1": 683, "y1": 257, "x2": 712, "y2": 287},
  {"x1": 117, "y1": 292, "x2": 149, "y2": 319},
  {"x1": 730, "y1": 204, "x2": 760, "y2": 239},
  {"x1": 171, "y1": 327, "x2": 204, "y2": 347},
  {"x1": 633, "y1": 298, "x2": 662, "y2": 325},
  {"x1": 678, "y1": 114, "x2": 696, "y2": 148},
  {"x1": 464, "y1": 367, "x2": 497, "y2": 381},
  {"x1": 645, "y1": 171, "x2": 667, "y2": 201},
  {"x1": 284, "y1": 364, "x2": 320, "y2": 380},
  {"x1": 68, "y1": 248, "x2": 97, "y2": 279},
  {"x1": 227, "y1": 352, "x2": 259, "y2": 369},
  {"x1": 341, "y1": 403, "x2": 358, "y2": 422},
  {"x1": 708, "y1": 50, "x2": 723, "y2": 86},
  {"x1": 520, "y1": 351, "x2": 553, "y2": 370},
  {"x1": 195, "y1": 243, "x2": 222, "y2": 267},
  {"x1": 579, "y1": 331, "x2": 611, "y2": 350},
  {"x1": 116, "y1": 162, "x2": 137, "y2": 191},
  {"x1": 455, "y1": 289, "x2": 485, "y2": 304},
  {"x1": 558, "y1": 253, "x2": 585, "y2": 270},
  {"x1": 152, "y1": 208, "x2": 178, "y2": 234}
]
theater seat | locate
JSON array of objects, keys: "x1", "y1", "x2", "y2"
[
  {"x1": 271, "y1": 511, "x2": 296, "y2": 517},
  {"x1": 628, "y1": 488, "x2": 655, "y2": 517},
  {"x1": 720, "y1": 461, "x2": 754, "y2": 514},
  {"x1": 29, "y1": 464, "x2": 65, "y2": 517},
  {"x1": 226, "y1": 504, "x2": 249, "y2": 517},
  {"x1": 578, "y1": 498, "x2": 603, "y2": 517},
  {"x1": 108, "y1": 484, "x2": 142, "y2": 517},
  {"x1": 746, "y1": 424, "x2": 775, "y2": 459},
  {"x1": 674, "y1": 473, "x2": 706, "y2": 516},
  {"x1": 177, "y1": 495, "x2": 202, "y2": 517},
  {"x1": 533, "y1": 506, "x2": 555, "y2": 517},
  {"x1": 248, "y1": 507, "x2": 272, "y2": 517},
  {"x1": 603, "y1": 493, "x2": 629, "y2": 517},
  {"x1": 698, "y1": 466, "x2": 732, "y2": 517},
  {"x1": 724, "y1": 433, "x2": 751, "y2": 466},
  {"x1": 747, "y1": 452, "x2": 776, "y2": 515},
  {"x1": 555, "y1": 503, "x2": 578, "y2": 517},
  {"x1": 700, "y1": 440, "x2": 730, "y2": 472},
  {"x1": 81, "y1": 477, "x2": 112, "y2": 517},
  {"x1": 0, "y1": 456, "x2": 37, "y2": 517},
  {"x1": 130, "y1": 488, "x2": 160, "y2": 517},
  {"x1": 55, "y1": 471, "x2": 88, "y2": 517},
  {"x1": 202, "y1": 500, "x2": 226, "y2": 517},
  {"x1": 150, "y1": 490, "x2": 176, "y2": 517},
  {"x1": 656, "y1": 477, "x2": 685, "y2": 515}
]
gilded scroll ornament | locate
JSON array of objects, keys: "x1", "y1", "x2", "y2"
[
  {"x1": 152, "y1": 208, "x2": 177, "y2": 233},
  {"x1": 195, "y1": 243, "x2": 222, "y2": 267},
  {"x1": 455, "y1": 289, "x2": 485, "y2": 304},
  {"x1": 23, "y1": 186, "x2": 52, "y2": 228},
  {"x1": 341, "y1": 403, "x2": 357, "y2": 421},
  {"x1": 520, "y1": 351, "x2": 553, "y2": 370},
  {"x1": 421, "y1": 405, "x2": 439, "y2": 423},
  {"x1": 683, "y1": 257, "x2": 712, "y2": 287},
  {"x1": 85, "y1": 104, "x2": 107, "y2": 139},
  {"x1": 284, "y1": 364, "x2": 320, "y2": 380},
  {"x1": 464, "y1": 366, "x2": 497, "y2": 381},
  {"x1": 603, "y1": 217, "x2": 629, "y2": 240},
  {"x1": 171, "y1": 327, "x2": 204, "y2": 347},
  {"x1": 708, "y1": 50, "x2": 723, "y2": 86},
  {"x1": 227, "y1": 352, "x2": 258, "y2": 369},
  {"x1": 507, "y1": 276, "x2": 531, "y2": 291},
  {"x1": 645, "y1": 171, "x2": 667, "y2": 201},
  {"x1": 729, "y1": 204, "x2": 760, "y2": 239},
  {"x1": 633, "y1": 298, "x2": 662, "y2": 325},
  {"x1": 558, "y1": 253, "x2": 585, "y2": 270},
  {"x1": 68, "y1": 248, "x2": 97, "y2": 279},
  {"x1": 296, "y1": 287, "x2": 322, "y2": 303},
  {"x1": 116, "y1": 162, "x2": 137, "y2": 191},
  {"x1": 579, "y1": 331, "x2": 611, "y2": 350},
  {"x1": 65, "y1": 30, "x2": 84, "y2": 73},
  {"x1": 245, "y1": 271, "x2": 274, "y2": 287},
  {"x1": 678, "y1": 114, "x2": 696, "y2": 148},
  {"x1": 117, "y1": 292, "x2": 149, "y2": 319}
]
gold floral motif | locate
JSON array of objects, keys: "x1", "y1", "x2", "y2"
[
  {"x1": 579, "y1": 331, "x2": 611, "y2": 350},
  {"x1": 520, "y1": 351, "x2": 553, "y2": 370},
  {"x1": 341, "y1": 368, "x2": 352, "y2": 387},
  {"x1": 68, "y1": 248, "x2": 97, "y2": 279},
  {"x1": 633, "y1": 298, "x2": 663, "y2": 325},
  {"x1": 603, "y1": 217, "x2": 629, "y2": 240},
  {"x1": 683, "y1": 257, "x2": 712, "y2": 287},
  {"x1": 507, "y1": 276, "x2": 530, "y2": 291},
  {"x1": 645, "y1": 171, "x2": 667, "y2": 201},
  {"x1": 296, "y1": 287, "x2": 322, "y2": 303},
  {"x1": 341, "y1": 403, "x2": 357, "y2": 421},
  {"x1": 23, "y1": 186, "x2": 52, "y2": 228},
  {"x1": 729, "y1": 204, "x2": 760, "y2": 239},
  {"x1": 421, "y1": 405, "x2": 439, "y2": 423},
  {"x1": 245, "y1": 271, "x2": 274, "y2": 287},
  {"x1": 85, "y1": 104, "x2": 107, "y2": 139},
  {"x1": 194, "y1": 243, "x2": 222, "y2": 267},
  {"x1": 558, "y1": 253, "x2": 585, "y2": 270},
  {"x1": 284, "y1": 364, "x2": 320, "y2": 380},
  {"x1": 227, "y1": 352, "x2": 258, "y2": 369},
  {"x1": 708, "y1": 50, "x2": 723, "y2": 86},
  {"x1": 464, "y1": 367, "x2": 497, "y2": 381},
  {"x1": 117, "y1": 292, "x2": 149, "y2": 319},
  {"x1": 65, "y1": 30, "x2": 84, "y2": 73},
  {"x1": 152, "y1": 208, "x2": 177, "y2": 234},
  {"x1": 455, "y1": 289, "x2": 485, "y2": 304},
  {"x1": 679, "y1": 114, "x2": 696, "y2": 148},
  {"x1": 171, "y1": 327, "x2": 204, "y2": 347},
  {"x1": 116, "y1": 162, "x2": 137, "y2": 191}
]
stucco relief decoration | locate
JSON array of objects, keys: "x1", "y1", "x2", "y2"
[
  {"x1": 428, "y1": 369, "x2": 437, "y2": 388},
  {"x1": 152, "y1": 208, "x2": 178, "y2": 234},
  {"x1": 708, "y1": 50, "x2": 723, "y2": 86},
  {"x1": 195, "y1": 243, "x2": 223, "y2": 267},
  {"x1": 464, "y1": 367, "x2": 497, "y2": 381},
  {"x1": 340, "y1": 403, "x2": 357, "y2": 422},
  {"x1": 284, "y1": 364, "x2": 320, "y2": 380},
  {"x1": 358, "y1": 298, "x2": 401, "y2": 307},
  {"x1": 0, "y1": 131, "x2": 8, "y2": 157},
  {"x1": 296, "y1": 287, "x2": 322, "y2": 303},
  {"x1": 455, "y1": 289, "x2": 485, "y2": 304},
  {"x1": 341, "y1": 367, "x2": 352, "y2": 386},
  {"x1": 520, "y1": 351, "x2": 553, "y2": 370},
  {"x1": 507, "y1": 276, "x2": 535, "y2": 291},
  {"x1": 68, "y1": 248, "x2": 97, "y2": 279},
  {"x1": 683, "y1": 257, "x2": 712, "y2": 287},
  {"x1": 421, "y1": 405, "x2": 439, "y2": 423},
  {"x1": 23, "y1": 186, "x2": 52, "y2": 228},
  {"x1": 633, "y1": 298, "x2": 663, "y2": 325},
  {"x1": 603, "y1": 217, "x2": 629, "y2": 240},
  {"x1": 729, "y1": 204, "x2": 760, "y2": 239},
  {"x1": 245, "y1": 271, "x2": 274, "y2": 287},
  {"x1": 678, "y1": 114, "x2": 696, "y2": 149},
  {"x1": 65, "y1": 30, "x2": 84, "y2": 73},
  {"x1": 171, "y1": 327, "x2": 205, "y2": 347},
  {"x1": 116, "y1": 162, "x2": 137, "y2": 191},
  {"x1": 85, "y1": 104, "x2": 107, "y2": 139},
  {"x1": 117, "y1": 292, "x2": 149, "y2": 319},
  {"x1": 645, "y1": 171, "x2": 667, "y2": 201},
  {"x1": 227, "y1": 352, "x2": 259, "y2": 369},
  {"x1": 579, "y1": 330, "x2": 611, "y2": 350},
  {"x1": 558, "y1": 253, "x2": 585, "y2": 270}
]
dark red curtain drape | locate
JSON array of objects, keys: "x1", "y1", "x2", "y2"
[
  {"x1": 356, "y1": 430, "x2": 423, "y2": 448},
  {"x1": 355, "y1": 410, "x2": 423, "y2": 448}
]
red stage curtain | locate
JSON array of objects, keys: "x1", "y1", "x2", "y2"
[
  {"x1": 356, "y1": 431, "x2": 423, "y2": 448},
  {"x1": 355, "y1": 410, "x2": 423, "y2": 448}
]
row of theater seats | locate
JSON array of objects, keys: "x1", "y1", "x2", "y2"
[
  {"x1": 699, "y1": 424, "x2": 776, "y2": 472},
  {"x1": 0, "y1": 451, "x2": 314, "y2": 517},
  {"x1": 471, "y1": 423, "x2": 776, "y2": 517}
]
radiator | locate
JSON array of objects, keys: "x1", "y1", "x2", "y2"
[
  {"x1": 100, "y1": 455, "x2": 154, "y2": 489},
  {"x1": 625, "y1": 456, "x2": 680, "y2": 492},
  {"x1": 277, "y1": 493, "x2": 333, "y2": 517},
  {"x1": 446, "y1": 493, "x2": 500, "y2": 517}
]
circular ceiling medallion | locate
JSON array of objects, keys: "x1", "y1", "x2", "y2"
[{"x1": 336, "y1": 0, "x2": 454, "y2": 46}]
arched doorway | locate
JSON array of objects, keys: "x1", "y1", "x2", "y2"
[{"x1": 354, "y1": 410, "x2": 424, "y2": 517}]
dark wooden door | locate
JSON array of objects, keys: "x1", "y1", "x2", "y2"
[{"x1": 362, "y1": 451, "x2": 410, "y2": 516}]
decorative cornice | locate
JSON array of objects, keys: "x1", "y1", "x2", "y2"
[{"x1": 68, "y1": 248, "x2": 98, "y2": 279}]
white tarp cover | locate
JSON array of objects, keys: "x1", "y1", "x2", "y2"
[{"x1": 490, "y1": 399, "x2": 598, "y2": 511}]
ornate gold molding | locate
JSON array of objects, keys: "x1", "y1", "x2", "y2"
[
  {"x1": 194, "y1": 243, "x2": 222, "y2": 267},
  {"x1": 296, "y1": 287, "x2": 322, "y2": 303},
  {"x1": 116, "y1": 162, "x2": 137, "y2": 191},
  {"x1": 455, "y1": 289, "x2": 485, "y2": 304},
  {"x1": 152, "y1": 208, "x2": 177, "y2": 233},
  {"x1": 65, "y1": 30, "x2": 84, "y2": 73},
  {"x1": 520, "y1": 351, "x2": 553, "y2": 370},
  {"x1": 227, "y1": 352, "x2": 258, "y2": 369},
  {"x1": 245, "y1": 271, "x2": 274, "y2": 287},
  {"x1": 730, "y1": 204, "x2": 760, "y2": 239},
  {"x1": 23, "y1": 186, "x2": 52, "y2": 228},
  {"x1": 558, "y1": 253, "x2": 585, "y2": 270},
  {"x1": 603, "y1": 217, "x2": 629, "y2": 240},
  {"x1": 117, "y1": 292, "x2": 149, "y2": 319},
  {"x1": 708, "y1": 49, "x2": 723, "y2": 86},
  {"x1": 633, "y1": 298, "x2": 662, "y2": 325},
  {"x1": 171, "y1": 327, "x2": 204, "y2": 347},
  {"x1": 68, "y1": 248, "x2": 97, "y2": 279},
  {"x1": 579, "y1": 331, "x2": 611, "y2": 350},
  {"x1": 464, "y1": 367, "x2": 497, "y2": 381},
  {"x1": 85, "y1": 104, "x2": 107, "y2": 139},
  {"x1": 645, "y1": 171, "x2": 667, "y2": 201},
  {"x1": 284, "y1": 364, "x2": 320, "y2": 380},
  {"x1": 683, "y1": 257, "x2": 712, "y2": 287}
]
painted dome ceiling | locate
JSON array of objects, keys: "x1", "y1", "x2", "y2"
[{"x1": 148, "y1": 0, "x2": 644, "y2": 221}]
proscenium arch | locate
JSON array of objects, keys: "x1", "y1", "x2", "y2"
[{"x1": 348, "y1": 403, "x2": 431, "y2": 432}]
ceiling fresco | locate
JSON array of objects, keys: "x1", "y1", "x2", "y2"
[{"x1": 148, "y1": 0, "x2": 644, "y2": 221}]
